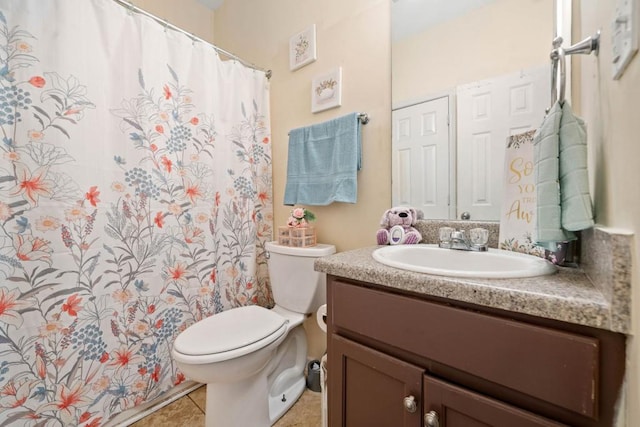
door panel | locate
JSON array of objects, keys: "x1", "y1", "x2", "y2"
[
  {"x1": 392, "y1": 96, "x2": 451, "y2": 219},
  {"x1": 456, "y1": 66, "x2": 549, "y2": 220}
]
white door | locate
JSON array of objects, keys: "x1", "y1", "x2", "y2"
[
  {"x1": 392, "y1": 96, "x2": 451, "y2": 219},
  {"x1": 456, "y1": 66, "x2": 549, "y2": 221}
]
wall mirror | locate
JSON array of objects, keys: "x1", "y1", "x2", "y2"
[{"x1": 391, "y1": 0, "x2": 570, "y2": 221}]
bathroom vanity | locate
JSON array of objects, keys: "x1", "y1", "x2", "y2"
[{"x1": 316, "y1": 233, "x2": 629, "y2": 427}]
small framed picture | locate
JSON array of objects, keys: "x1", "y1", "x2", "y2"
[
  {"x1": 311, "y1": 67, "x2": 342, "y2": 113},
  {"x1": 289, "y1": 25, "x2": 317, "y2": 71}
]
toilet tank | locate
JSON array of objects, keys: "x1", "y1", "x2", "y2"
[{"x1": 265, "y1": 241, "x2": 336, "y2": 314}]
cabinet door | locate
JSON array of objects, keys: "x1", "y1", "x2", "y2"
[
  {"x1": 329, "y1": 335, "x2": 423, "y2": 427},
  {"x1": 423, "y1": 375, "x2": 566, "y2": 427}
]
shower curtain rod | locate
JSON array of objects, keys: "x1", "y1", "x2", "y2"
[{"x1": 111, "y1": 0, "x2": 272, "y2": 79}]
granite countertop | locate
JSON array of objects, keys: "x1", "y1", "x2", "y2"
[{"x1": 315, "y1": 246, "x2": 616, "y2": 332}]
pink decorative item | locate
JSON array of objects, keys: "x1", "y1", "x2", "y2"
[{"x1": 278, "y1": 207, "x2": 317, "y2": 247}]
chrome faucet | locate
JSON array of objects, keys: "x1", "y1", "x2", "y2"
[{"x1": 438, "y1": 228, "x2": 489, "y2": 252}]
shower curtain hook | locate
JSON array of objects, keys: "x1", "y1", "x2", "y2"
[{"x1": 126, "y1": 1, "x2": 134, "y2": 15}]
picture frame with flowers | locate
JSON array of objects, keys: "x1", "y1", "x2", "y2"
[
  {"x1": 289, "y1": 24, "x2": 317, "y2": 71},
  {"x1": 311, "y1": 67, "x2": 342, "y2": 113}
]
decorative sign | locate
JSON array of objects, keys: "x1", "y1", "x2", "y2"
[
  {"x1": 498, "y1": 130, "x2": 545, "y2": 257},
  {"x1": 311, "y1": 67, "x2": 342, "y2": 113},
  {"x1": 289, "y1": 24, "x2": 317, "y2": 71}
]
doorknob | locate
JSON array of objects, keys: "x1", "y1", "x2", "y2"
[
  {"x1": 424, "y1": 410, "x2": 440, "y2": 427},
  {"x1": 460, "y1": 211, "x2": 471, "y2": 220},
  {"x1": 403, "y1": 395, "x2": 417, "y2": 413}
]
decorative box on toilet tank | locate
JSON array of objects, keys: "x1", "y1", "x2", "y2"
[{"x1": 277, "y1": 226, "x2": 317, "y2": 247}]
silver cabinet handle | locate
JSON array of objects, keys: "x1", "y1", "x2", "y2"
[
  {"x1": 403, "y1": 395, "x2": 417, "y2": 413},
  {"x1": 461, "y1": 211, "x2": 471, "y2": 220},
  {"x1": 424, "y1": 410, "x2": 440, "y2": 427}
]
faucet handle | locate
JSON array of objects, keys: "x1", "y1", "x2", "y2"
[
  {"x1": 438, "y1": 227, "x2": 454, "y2": 241},
  {"x1": 469, "y1": 228, "x2": 489, "y2": 246},
  {"x1": 438, "y1": 227, "x2": 454, "y2": 248}
]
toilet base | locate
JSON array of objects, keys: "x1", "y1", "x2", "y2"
[
  {"x1": 268, "y1": 376, "x2": 305, "y2": 424},
  {"x1": 200, "y1": 326, "x2": 308, "y2": 427},
  {"x1": 201, "y1": 359, "x2": 307, "y2": 427},
  {"x1": 205, "y1": 372, "x2": 270, "y2": 427}
]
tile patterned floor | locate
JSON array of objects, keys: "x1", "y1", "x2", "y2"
[{"x1": 131, "y1": 385, "x2": 322, "y2": 427}]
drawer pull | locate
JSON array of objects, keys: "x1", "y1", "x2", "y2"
[
  {"x1": 403, "y1": 395, "x2": 417, "y2": 413},
  {"x1": 425, "y1": 410, "x2": 440, "y2": 427}
]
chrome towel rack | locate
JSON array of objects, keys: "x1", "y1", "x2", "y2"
[
  {"x1": 287, "y1": 112, "x2": 369, "y2": 135},
  {"x1": 357, "y1": 112, "x2": 370, "y2": 125},
  {"x1": 550, "y1": 30, "x2": 600, "y2": 108}
]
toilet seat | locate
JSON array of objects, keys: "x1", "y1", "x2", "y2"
[{"x1": 173, "y1": 305, "x2": 288, "y2": 364}]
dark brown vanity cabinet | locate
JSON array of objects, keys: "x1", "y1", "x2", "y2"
[{"x1": 327, "y1": 277, "x2": 626, "y2": 427}]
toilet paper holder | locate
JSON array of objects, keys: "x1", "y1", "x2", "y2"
[{"x1": 316, "y1": 304, "x2": 327, "y2": 333}]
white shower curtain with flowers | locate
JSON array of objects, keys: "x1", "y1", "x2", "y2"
[{"x1": 0, "y1": 0, "x2": 273, "y2": 425}]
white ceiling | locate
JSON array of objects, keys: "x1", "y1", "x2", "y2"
[{"x1": 391, "y1": 0, "x2": 496, "y2": 42}]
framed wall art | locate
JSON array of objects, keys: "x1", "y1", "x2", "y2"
[
  {"x1": 289, "y1": 24, "x2": 317, "y2": 71},
  {"x1": 311, "y1": 67, "x2": 342, "y2": 113}
]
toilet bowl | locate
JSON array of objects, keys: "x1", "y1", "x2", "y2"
[{"x1": 171, "y1": 241, "x2": 335, "y2": 427}]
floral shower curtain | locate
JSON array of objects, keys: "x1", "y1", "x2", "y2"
[{"x1": 0, "y1": 0, "x2": 273, "y2": 425}]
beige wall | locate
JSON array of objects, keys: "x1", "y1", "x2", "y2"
[
  {"x1": 129, "y1": 0, "x2": 215, "y2": 43},
  {"x1": 214, "y1": 0, "x2": 391, "y2": 254},
  {"x1": 392, "y1": 0, "x2": 553, "y2": 105},
  {"x1": 577, "y1": 2, "x2": 640, "y2": 425}
]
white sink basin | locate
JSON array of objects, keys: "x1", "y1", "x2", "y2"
[{"x1": 372, "y1": 244, "x2": 556, "y2": 279}]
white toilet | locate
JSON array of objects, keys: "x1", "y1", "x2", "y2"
[{"x1": 171, "y1": 241, "x2": 336, "y2": 427}]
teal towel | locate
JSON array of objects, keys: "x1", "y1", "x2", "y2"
[
  {"x1": 533, "y1": 101, "x2": 593, "y2": 251},
  {"x1": 284, "y1": 113, "x2": 361, "y2": 206},
  {"x1": 559, "y1": 102, "x2": 594, "y2": 231}
]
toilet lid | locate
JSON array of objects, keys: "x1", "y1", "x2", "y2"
[{"x1": 173, "y1": 305, "x2": 287, "y2": 356}]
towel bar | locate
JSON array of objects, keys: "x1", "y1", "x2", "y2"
[
  {"x1": 550, "y1": 31, "x2": 600, "y2": 109},
  {"x1": 288, "y1": 112, "x2": 369, "y2": 135}
]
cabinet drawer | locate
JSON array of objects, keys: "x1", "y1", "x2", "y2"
[{"x1": 330, "y1": 280, "x2": 599, "y2": 418}]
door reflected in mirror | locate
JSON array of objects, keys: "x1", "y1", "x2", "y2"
[{"x1": 391, "y1": 0, "x2": 557, "y2": 221}]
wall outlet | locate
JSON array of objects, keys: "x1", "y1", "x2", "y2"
[{"x1": 612, "y1": 0, "x2": 638, "y2": 79}]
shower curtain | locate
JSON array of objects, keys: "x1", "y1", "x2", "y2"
[{"x1": 0, "y1": 0, "x2": 273, "y2": 425}]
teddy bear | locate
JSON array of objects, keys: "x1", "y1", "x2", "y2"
[{"x1": 376, "y1": 206, "x2": 423, "y2": 245}]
